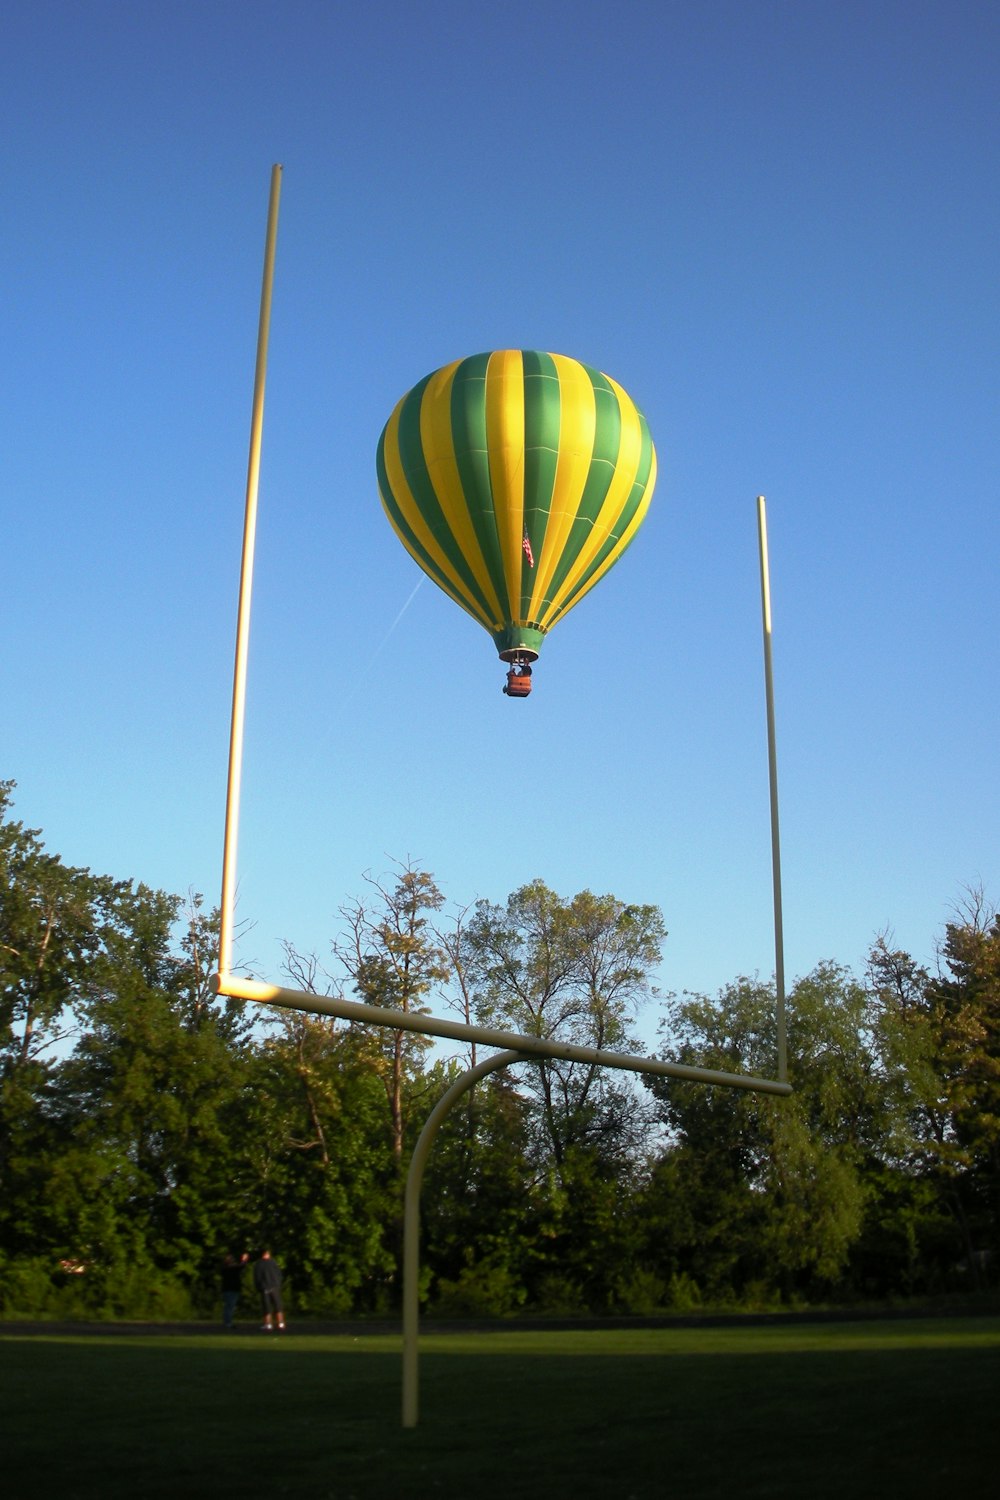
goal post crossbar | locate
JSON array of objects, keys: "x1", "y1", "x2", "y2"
[{"x1": 211, "y1": 970, "x2": 791, "y2": 1098}]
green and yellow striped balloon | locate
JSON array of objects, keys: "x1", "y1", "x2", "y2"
[{"x1": 376, "y1": 350, "x2": 656, "y2": 669}]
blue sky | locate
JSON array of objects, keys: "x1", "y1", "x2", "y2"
[{"x1": 4, "y1": 0, "x2": 998, "y2": 1045}]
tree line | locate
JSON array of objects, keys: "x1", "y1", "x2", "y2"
[{"x1": 1, "y1": 780, "x2": 997, "y2": 1321}]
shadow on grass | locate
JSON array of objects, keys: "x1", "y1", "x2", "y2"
[{"x1": 2, "y1": 1325, "x2": 998, "y2": 1499}]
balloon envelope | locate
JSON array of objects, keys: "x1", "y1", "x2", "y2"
[{"x1": 376, "y1": 350, "x2": 656, "y2": 662}]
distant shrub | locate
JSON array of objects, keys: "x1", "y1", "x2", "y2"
[
  {"x1": 531, "y1": 1274, "x2": 588, "y2": 1316},
  {"x1": 286, "y1": 1282, "x2": 354, "y2": 1319},
  {"x1": 101, "y1": 1264, "x2": 196, "y2": 1320},
  {"x1": 432, "y1": 1259, "x2": 526, "y2": 1319},
  {"x1": 0, "y1": 1256, "x2": 77, "y2": 1319},
  {"x1": 739, "y1": 1279, "x2": 785, "y2": 1313},
  {"x1": 664, "y1": 1272, "x2": 702, "y2": 1312},
  {"x1": 613, "y1": 1268, "x2": 667, "y2": 1316},
  {"x1": 0, "y1": 1254, "x2": 197, "y2": 1321}
]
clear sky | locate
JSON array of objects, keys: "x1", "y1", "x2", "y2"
[{"x1": 4, "y1": 0, "x2": 998, "y2": 1045}]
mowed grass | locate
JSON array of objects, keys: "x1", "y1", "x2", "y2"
[{"x1": 2, "y1": 1318, "x2": 999, "y2": 1498}]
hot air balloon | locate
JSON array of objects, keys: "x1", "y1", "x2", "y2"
[{"x1": 376, "y1": 349, "x2": 656, "y2": 696}]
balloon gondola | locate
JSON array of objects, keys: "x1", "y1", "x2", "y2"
[
  {"x1": 502, "y1": 661, "x2": 533, "y2": 698},
  {"x1": 376, "y1": 350, "x2": 657, "y2": 695}
]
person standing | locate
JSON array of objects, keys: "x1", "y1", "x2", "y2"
[
  {"x1": 253, "y1": 1249, "x2": 286, "y2": 1331},
  {"x1": 220, "y1": 1251, "x2": 248, "y2": 1331}
]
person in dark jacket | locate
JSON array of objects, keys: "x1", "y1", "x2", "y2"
[
  {"x1": 253, "y1": 1249, "x2": 286, "y2": 1331},
  {"x1": 220, "y1": 1251, "x2": 249, "y2": 1330}
]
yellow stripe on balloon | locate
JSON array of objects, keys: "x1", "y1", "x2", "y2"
[
  {"x1": 544, "y1": 375, "x2": 645, "y2": 619},
  {"x1": 550, "y1": 446, "x2": 656, "y2": 625},
  {"x1": 419, "y1": 361, "x2": 505, "y2": 629},
  {"x1": 527, "y1": 353, "x2": 596, "y2": 621},
  {"x1": 485, "y1": 350, "x2": 526, "y2": 617},
  {"x1": 381, "y1": 401, "x2": 492, "y2": 628}
]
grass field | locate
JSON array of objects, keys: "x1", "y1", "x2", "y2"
[{"x1": 2, "y1": 1317, "x2": 999, "y2": 1498}]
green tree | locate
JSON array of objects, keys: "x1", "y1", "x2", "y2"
[
  {"x1": 238, "y1": 1010, "x2": 399, "y2": 1314},
  {"x1": 0, "y1": 783, "x2": 118, "y2": 1192},
  {"x1": 419, "y1": 1061, "x2": 539, "y2": 1316},
  {"x1": 36, "y1": 886, "x2": 256, "y2": 1312},
  {"x1": 645, "y1": 967, "x2": 879, "y2": 1303},
  {"x1": 867, "y1": 896, "x2": 1000, "y2": 1286},
  {"x1": 458, "y1": 882, "x2": 666, "y2": 1310},
  {"x1": 286, "y1": 863, "x2": 449, "y2": 1169},
  {"x1": 465, "y1": 881, "x2": 666, "y2": 1169}
]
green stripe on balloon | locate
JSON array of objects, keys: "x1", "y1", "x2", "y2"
[
  {"x1": 521, "y1": 350, "x2": 561, "y2": 619},
  {"x1": 539, "y1": 366, "x2": 622, "y2": 616},
  {"x1": 448, "y1": 354, "x2": 509, "y2": 616},
  {"x1": 393, "y1": 376, "x2": 496, "y2": 626},
  {"x1": 550, "y1": 408, "x2": 655, "y2": 623}
]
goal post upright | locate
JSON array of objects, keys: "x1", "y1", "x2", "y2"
[
  {"x1": 218, "y1": 163, "x2": 283, "y2": 978},
  {"x1": 757, "y1": 495, "x2": 787, "y2": 1083}
]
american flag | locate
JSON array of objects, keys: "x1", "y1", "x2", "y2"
[{"x1": 522, "y1": 525, "x2": 534, "y2": 568}]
